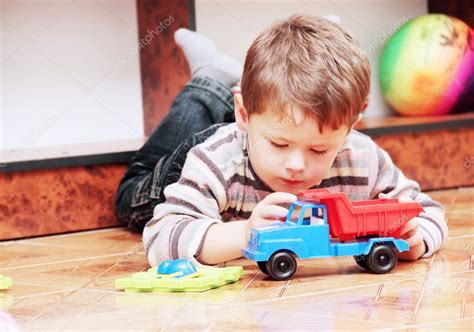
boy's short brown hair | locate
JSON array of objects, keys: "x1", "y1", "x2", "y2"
[{"x1": 241, "y1": 14, "x2": 370, "y2": 131}]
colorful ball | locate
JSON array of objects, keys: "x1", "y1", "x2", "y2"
[{"x1": 379, "y1": 14, "x2": 473, "y2": 116}]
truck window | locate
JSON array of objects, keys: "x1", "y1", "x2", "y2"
[
  {"x1": 288, "y1": 206, "x2": 320, "y2": 222},
  {"x1": 310, "y1": 207, "x2": 325, "y2": 225},
  {"x1": 288, "y1": 206, "x2": 303, "y2": 222},
  {"x1": 314, "y1": 207, "x2": 324, "y2": 218}
]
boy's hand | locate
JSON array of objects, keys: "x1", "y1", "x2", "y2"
[
  {"x1": 378, "y1": 193, "x2": 426, "y2": 261},
  {"x1": 397, "y1": 217, "x2": 427, "y2": 261},
  {"x1": 246, "y1": 192, "x2": 297, "y2": 242}
]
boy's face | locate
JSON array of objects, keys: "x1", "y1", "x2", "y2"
[{"x1": 234, "y1": 94, "x2": 353, "y2": 195}]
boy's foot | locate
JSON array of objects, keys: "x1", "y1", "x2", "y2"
[{"x1": 174, "y1": 28, "x2": 243, "y2": 87}]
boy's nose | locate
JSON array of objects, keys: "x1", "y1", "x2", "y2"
[{"x1": 284, "y1": 152, "x2": 306, "y2": 173}]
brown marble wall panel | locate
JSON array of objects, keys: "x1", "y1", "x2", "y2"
[
  {"x1": 137, "y1": 0, "x2": 192, "y2": 136},
  {"x1": 373, "y1": 128, "x2": 474, "y2": 191},
  {"x1": 0, "y1": 164, "x2": 126, "y2": 241}
]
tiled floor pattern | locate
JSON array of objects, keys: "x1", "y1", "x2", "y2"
[{"x1": 0, "y1": 187, "x2": 472, "y2": 331}]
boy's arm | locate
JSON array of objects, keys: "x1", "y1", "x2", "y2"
[
  {"x1": 198, "y1": 192, "x2": 297, "y2": 264},
  {"x1": 197, "y1": 220, "x2": 248, "y2": 264},
  {"x1": 143, "y1": 146, "x2": 234, "y2": 267},
  {"x1": 368, "y1": 144, "x2": 448, "y2": 259}
]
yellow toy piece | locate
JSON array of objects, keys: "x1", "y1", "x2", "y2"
[
  {"x1": 0, "y1": 275, "x2": 12, "y2": 290},
  {"x1": 115, "y1": 265, "x2": 243, "y2": 292}
]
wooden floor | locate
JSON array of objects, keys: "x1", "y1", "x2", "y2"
[{"x1": 0, "y1": 187, "x2": 472, "y2": 331}]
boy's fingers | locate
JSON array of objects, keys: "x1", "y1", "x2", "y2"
[
  {"x1": 378, "y1": 193, "x2": 415, "y2": 204},
  {"x1": 404, "y1": 230, "x2": 424, "y2": 247},
  {"x1": 401, "y1": 218, "x2": 418, "y2": 232},
  {"x1": 401, "y1": 218, "x2": 418, "y2": 239},
  {"x1": 259, "y1": 205, "x2": 289, "y2": 220},
  {"x1": 402, "y1": 229, "x2": 417, "y2": 240},
  {"x1": 398, "y1": 196, "x2": 415, "y2": 203},
  {"x1": 261, "y1": 192, "x2": 297, "y2": 206},
  {"x1": 378, "y1": 193, "x2": 391, "y2": 200}
]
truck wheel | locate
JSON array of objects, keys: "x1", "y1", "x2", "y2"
[
  {"x1": 366, "y1": 244, "x2": 398, "y2": 274},
  {"x1": 353, "y1": 255, "x2": 368, "y2": 269},
  {"x1": 266, "y1": 251, "x2": 297, "y2": 281},
  {"x1": 257, "y1": 261, "x2": 269, "y2": 275}
]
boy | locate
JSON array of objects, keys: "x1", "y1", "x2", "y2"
[{"x1": 116, "y1": 15, "x2": 447, "y2": 267}]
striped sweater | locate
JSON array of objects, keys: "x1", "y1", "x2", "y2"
[{"x1": 143, "y1": 123, "x2": 447, "y2": 266}]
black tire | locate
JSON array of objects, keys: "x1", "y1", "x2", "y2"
[
  {"x1": 366, "y1": 244, "x2": 398, "y2": 274},
  {"x1": 353, "y1": 255, "x2": 368, "y2": 269},
  {"x1": 266, "y1": 251, "x2": 297, "y2": 281},
  {"x1": 257, "y1": 261, "x2": 269, "y2": 275}
]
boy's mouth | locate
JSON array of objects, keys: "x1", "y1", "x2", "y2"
[{"x1": 281, "y1": 178, "x2": 304, "y2": 186}]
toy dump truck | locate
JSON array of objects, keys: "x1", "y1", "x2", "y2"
[{"x1": 242, "y1": 189, "x2": 423, "y2": 280}]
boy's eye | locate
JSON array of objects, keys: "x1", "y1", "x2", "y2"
[
  {"x1": 271, "y1": 141, "x2": 328, "y2": 156},
  {"x1": 311, "y1": 149, "x2": 328, "y2": 156},
  {"x1": 270, "y1": 141, "x2": 288, "y2": 149}
]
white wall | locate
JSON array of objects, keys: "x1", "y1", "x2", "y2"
[
  {"x1": 195, "y1": 0, "x2": 427, "y2": 118},
  {"x1": 1, "y1": 0, "x2": 144, "y2": 161}
]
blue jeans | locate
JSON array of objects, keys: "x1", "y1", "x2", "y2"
[{"x1": 115, "y1": 77, "x2": 236, "y2": 232}]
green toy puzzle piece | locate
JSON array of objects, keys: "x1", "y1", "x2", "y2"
[
  {"x1": 0, "y1": 275, "x2": 12, "y2": 290},
  {"x1": 115, "y1": 265, "x2": 243, "y2": 292}
]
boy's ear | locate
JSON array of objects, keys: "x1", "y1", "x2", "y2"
[
  {"x1": 234, "y1": 93, "x2": 249, "y2": 132},
  {"x1": 350, "y1": 113, "x2": 363, "y2": 130}
]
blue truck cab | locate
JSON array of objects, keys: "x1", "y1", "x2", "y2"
[{"x1": 242, "y1": 200, "x2": 410, "y2": 280}]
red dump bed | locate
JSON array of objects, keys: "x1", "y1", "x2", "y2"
[{"x1": 298, "y1": 189, "x2": 424, "y2": 241}]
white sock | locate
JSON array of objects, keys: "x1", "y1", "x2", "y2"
[{"x1": 174, "y1": 28, "x2": 243, "y2": 87}]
